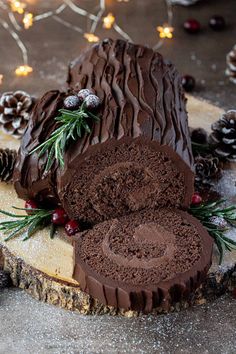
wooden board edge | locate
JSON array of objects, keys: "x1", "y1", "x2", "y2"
[
  {"x1": 1, "y1": 245, "x2": 236, "y2": 316},
  {"x1": 1, "y1": 245, "x2": 135, "y2": 316}
]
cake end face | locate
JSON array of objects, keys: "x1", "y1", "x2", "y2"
[
  {"x1": 73, "y1": 208, "x2": 213, "y2": 313},
  {"x1": 59, "y1": 137, "x2": 194, "y2": 224}
]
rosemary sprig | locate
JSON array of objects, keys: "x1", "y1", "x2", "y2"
[
  {"x1": 189, "y1": 200, "x2": 236, "y2": 264},
  {"x1": 30, "y1": 105, "x2": 100, "y2": 172},
  {"x1": 0, "y1": 206, "x2": 54, "y2": 241}
]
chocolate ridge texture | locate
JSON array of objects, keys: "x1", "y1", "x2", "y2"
[
  {"x1": 73, "y1": 208, "x2": 213, "y2": 313},
  {"x1": 13, "y1": 90, "x2": 65, "y2": 205},
  {"x1": 67, "y1": 39, "x2": 194, "y2": 169},
  {"x1": 14, "y1": 39, "x2": 194, "y2": 223}
]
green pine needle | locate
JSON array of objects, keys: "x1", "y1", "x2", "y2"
[
  {"x1": 50, "y1": 223, "x2": 56, "y2": 239},
  {"x1": 0, "y1": 207, "x2": 54, "y2": 241},
  {"x1": 30, "y1": 105, "x2": 100, "y2": 173},
  {"x1": 189, "y1": 200, "x2": 236, "y2": 264}
]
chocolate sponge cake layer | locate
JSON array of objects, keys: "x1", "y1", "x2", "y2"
[
  {"x1": 59, "y1": 137, "x2": 194, "y2": 223},
  {"x1": 73, "y1": 208, "x2": 213, "y2": 313}
]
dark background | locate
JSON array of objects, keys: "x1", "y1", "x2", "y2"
[{"x1": 0, "y1": 0, "x2": 235, "y2": 109}]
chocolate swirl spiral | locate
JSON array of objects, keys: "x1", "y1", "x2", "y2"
[{"x1": 73, "y1": 208, "x2": 213, "y2": 313}]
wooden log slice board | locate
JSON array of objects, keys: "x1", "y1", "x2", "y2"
[{"x1": 0, "y1": 95, "x2": 236, "y2": 316}]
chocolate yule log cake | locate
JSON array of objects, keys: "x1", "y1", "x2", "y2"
[
  {"x1": 10, "y1": 39, "x2": 214, "y2": 313},
  {"x1": 14, "y1": 39, "x2": 194, "y2": 224},
  {"x1": 73, "y1": 208, "x2": 213, "y2": 313}
]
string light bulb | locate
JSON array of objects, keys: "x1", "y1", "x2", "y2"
[
  {"x1": 84, "y1": 33, "x2": 100, "y2": 43},
  {"x1": 103, "y1": 13, "x2": 115, "y2": 29},
  {"x1": 157, "y1": 23, "x2": 174, "y2": 39},
  {"x1": 9, "y1": 0, "x2": 26, "y2": 14},
  {"x1": 0, "y1": 75, "x2": 3, "y2": 85},
  {"x1": 2, "y1": 1, "x2": 174, "y2": 78},
  {"x1": 23, "y1": 12, "x2": 34, "y2": 29},
  {"x1": 15, "y1": 65, "x2": 33, "y2": 77}
]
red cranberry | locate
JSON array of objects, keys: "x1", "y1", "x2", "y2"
[
  {"x1": 191, "y1": 193, "x2": 203, "y2": 205},
  {"x1": 182, "y1": 75, "x2": 196, "y2": 92},
  {"x1": 184, "y1": 19, "x2": 201, "y2": 34},
  {"x1": 52, "y1": 208, "x2": 68, "y2": 225},
  {"x1": 209, "y1": 15, "x2": 226, "y2": 31},
  {"x1": 25, "y1": 200, "x2": 38, "y2": 214},
  {"x1": 65, "y1": 220, "x2": 80, "y2": 236}
]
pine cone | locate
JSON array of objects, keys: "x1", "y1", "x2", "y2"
[
  {"x1": 0, "y1": 148, "x2": 17, "y2": 182},
  {"x1": 194, "y1": 154, "x2": 221, "y2": 188},
  {"x1": 0, "y1": 91, "x2": 34, "y2": 139},
  {"x1": 226, "y1": 44, "x2": 236, "y2": 84},
  {"x1": 0, "y1": 269, "x2": 11, "y2": 289},
  {"x1": 209, "y1": 110, "x2": 236, "y2": 161}
]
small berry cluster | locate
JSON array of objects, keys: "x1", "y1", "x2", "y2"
[
  {"x1": 181, "y1": 15, "x2": 226, "y2": 93},
  {"x1": 184, "y1": 15, "x2": 226, "y2": 34},
  {"x1": 25, "y1": 200, "x2": 80, "y2": 236},
  {"x1": 64, "y1": 89, "x2": 100, "y2": 112}
]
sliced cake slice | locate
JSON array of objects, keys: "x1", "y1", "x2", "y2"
[{"x1": 73, "y1": 208, "x2": 213, "y2": 313}]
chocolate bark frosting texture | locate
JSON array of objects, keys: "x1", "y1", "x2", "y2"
[
  {"x1": 67, "y1": 39, "x2": 194, "y2": 169},
  {"x1": 14, "y1": 39, "x2": 194, "y2": 222},
  {"x1": 73, "y1": 208, "x2": 213, "y2": 313},
  {"x1": 13, "y1": 90, "x2": 66, "y2": 205}
]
